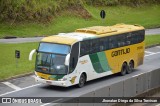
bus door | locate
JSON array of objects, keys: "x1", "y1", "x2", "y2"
[{"x1": 69, "y1": 42, "x2": 79, "y2": 74}]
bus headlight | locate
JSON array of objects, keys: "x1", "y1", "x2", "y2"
[{"x1": 58, "y1": 78, "x2": 67, "y2": 81}]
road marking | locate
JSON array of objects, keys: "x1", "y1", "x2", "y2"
[
  {"x1": 40, "y1": 103, "x2": 51, "y2": 106},
  {"x1": 0, "y1": 83, "x2": 41, "y2": 97},
  {"x1": 2, "y1": 82, "x2": 21, "y2": 90},
  {"x1": 145, "y1": 52, "x2": 160, "y2": 57},
  {"x1": 155, "y1": 104, "x2": 160, "y2": 106},
  {"x1": 145, "y1": 51, "x2": 155, "y2": 54},
  {"x1": 31, "y1": 75, "x2": 36, "y2": 78},
  {"x1": 156, "y1": 46, "x2": 160, "y2": 48},
  {"x1": 132, "y1": 73, "x2": 144, "y2": 77},
  {"x1": 40, "y1": 98, "x2": 63, "y2": 106}
]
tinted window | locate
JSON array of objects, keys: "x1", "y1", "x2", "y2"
[
  {"x1": 80, "y1": 40, "x2": 90, "y2": 56},
  {"x1": 126, "y1": 33, "x2": 132, "y2": 45},
  {"x1": 39, "y1": 43, "x2": 70, "y2": 55},
  {"x1": 109, "y1": 36, "x2": 118, "y2": 49},
  {"x1": 80, "y1": 30, "x2": 144, "y2": 56},
  {"x1": 131, "y1": 30, "x2": 145, "y2": 44},
  {"x1": 117, "y1": 34, "x2": 126, "y2": 47},
  {"x1": 69, "y1": 42, "x2": 79, "y2": 73},
  {"x1": 90, "y1": 39, "x2": 100, "y2": 54},
  {"x1": 99, "y1": 37, "x2": 108, "y2": 51}
]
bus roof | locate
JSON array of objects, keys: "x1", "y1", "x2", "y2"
[{"x1": 41, "y1": 24, "x2": 144, "y2": 45}]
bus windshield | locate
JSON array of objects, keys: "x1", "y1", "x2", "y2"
[
  {"x1": 35, "y1": 43, "x2": 70, "y2": 75},
  {"x1": 38, "y1": 42, "x2": 70, "y2": 55}
]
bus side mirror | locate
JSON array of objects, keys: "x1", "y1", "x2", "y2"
[
  {"x1": 29, "y1": 49, "x2": 36, "y2": 61},
  {"x1": 65, "y1": 54, "x2": 70, "y2": 66}
]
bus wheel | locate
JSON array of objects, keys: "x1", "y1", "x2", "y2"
[
  {"x1": 127, "y1": 60, "x2": 134, "y2": 74},
  {"x1": 120, "y1": 62, "x2": 127, "y2": 76},
  {"x1": 78, "y1": 74, "x2": 86, "y2": 88}
]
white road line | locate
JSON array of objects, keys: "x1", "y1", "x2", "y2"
[
  {"x1": 40, "y1": 103, "x2": 51, "y2": 106},
  {"x1": 132, "y1": 73, "x2": 144, "y2": 77},
  {"x1": 145, "y1": 51, "x2": 155, "y2": 54},
  {"x1": 155, "y1": 104, "x2": 160, "y2": 106},
  {"x1": 156, "y1": 46, "x2": 160, "y2": 48},
  {"x1": 0, "y1": 83, "x2": 41, "y2": 97},
  {"x1": 40, "y1": 98, "x2": 63, "y2": 106},
  {"x1": 31, "y1": 75, "x2": 36, "y2": 78},
  {"x1": 145, "y1": 52, "x2": 160, "y2": 57},
  {"x1": 2, "y1": 82, "x2": 21, "y2": 90}
]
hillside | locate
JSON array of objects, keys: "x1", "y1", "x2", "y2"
[
  {"x1": 0, "y1": 0, "x2": 160, "y2": 22},
  {"x1": 0, "y1": 0, "x2": 160, "y2": 38}
]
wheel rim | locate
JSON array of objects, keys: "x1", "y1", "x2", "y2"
[
  {"x1": 129, "y1": 61, "x2": 134, "y2": 71},
  {"x1": 121, "y1": 63, "x2": 127, "y2": 75},
  {"x1": 79, "y1": 75, "x2": 85, "y2": 87}
]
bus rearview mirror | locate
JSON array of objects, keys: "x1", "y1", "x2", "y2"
[
  {"x1": 29, "y1": 49, "x2": 36, "y2": 61},
  {"x1": 65, "y1": 54, "x2": 70, "y2": 66}
]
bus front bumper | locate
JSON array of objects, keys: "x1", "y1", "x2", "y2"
[{"x1": 35, "y1": 76, "x2": 69, "y2": 87}]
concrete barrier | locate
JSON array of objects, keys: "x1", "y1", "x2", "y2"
[
  {"x1": 146, "y1": 72, "x2": 151, "y2": 90},
  {"x1": 52, "y1": 68, "x2": 160, "y2": 106},
  {"x1": 136, "y1": 73, "x2": 148, "y2": 95},
  {"x1": 94, "y1": 86, "x2": 110, "y2": 97},
  {"x1": 123, "y1": 77, "x2": 137, "y2": 97},
  {"x1": 150, "y1": 69, "x2": 159, "y2": 89},
  {"x1": 109, "y1": 81, "x2": 123, "y2": 97},
  {"x1": 94, "y1": 87, "x2": 110, "y2": 106}
]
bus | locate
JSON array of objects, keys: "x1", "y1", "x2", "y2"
[{"x1": 29, "y1": 24, "x2": 145, "y2": 87}]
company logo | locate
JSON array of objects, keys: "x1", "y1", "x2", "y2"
[
  {"x1": 2, "y1": 98, "x2": 11, "y2": 103},
  {"x1": 111, "y1": 48, "x2": 130, "y2": 57},
  {"x1": 79, "y1": 60, "x2": 88, "y2": 64}
]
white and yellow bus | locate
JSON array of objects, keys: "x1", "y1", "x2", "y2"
[{"x1": 29, "y1": 24, "x2": 145, "y2": 87}]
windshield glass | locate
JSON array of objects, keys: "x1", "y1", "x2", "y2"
[
  {"x1": 36, "y1": 52, "x2": 68, "y2": 75},
  {"x1": 38, "y1": 43, "x2": 70, "y2": 55}
]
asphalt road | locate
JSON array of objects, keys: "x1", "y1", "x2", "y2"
[
  {"x1": 0, "y1": 46, "x2": 160, "y2": 106},
  {"x1": 0, "y1": 28, "x2": 160, "y2": 43}
]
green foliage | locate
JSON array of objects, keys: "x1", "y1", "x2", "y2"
[
  {"x1": 145, "y1": 35, "x2": 160, "y2": 46},
  {"x1": 0, "y1": 0, "x2": 83, "y2": 22},
  {"x1": 0, "y1": 5, "x2": 160, "y2": 38},
  {"x1": 85, "y1": 0, "x2": 160, "y2": 6},
  {"x1": 0, "y1": 0, "x2": 159, "y2": 22},
  {"x1": 0, "y1": 42, "x2": 38, "y2": 80}
]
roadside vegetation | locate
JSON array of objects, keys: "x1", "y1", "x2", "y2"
[
  {"x1": 0, "y1": 42, "x2": 38, "y2": 80},
  {"x1": 0, "y1": 35, "x2": 160, "y2": 80},
  {"x1": 145, "y1": 35, "x2": 160, "y2": 46},
  {"x1": 0, "y1": 0, "x2": 160, "y2": 38}
]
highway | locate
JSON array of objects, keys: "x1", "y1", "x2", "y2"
[
  {"x1": 0, "y1": 28, "x2": 160, "y2": 43},
  {"x1": 0, "y1": 46, "x2": 160, "y2": 106}
]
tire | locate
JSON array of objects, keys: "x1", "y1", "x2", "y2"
[
  {"x1": 127, "y1": 60, "x2": 134, "y2": 74},
  {"x1": 120, "y1": 62, "x2": 127, "y2": 76},
  {"x1": 78, "y1": 74, "x2": 86, "y2": 88}
]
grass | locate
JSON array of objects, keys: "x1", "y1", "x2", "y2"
[
  {"x1": 0, "y1": 42, "x2": 38, "y2": 80},
  {"x1": 0, "y1": 35, "x2": 160, "y2": 80},
  {"x1": 0, "y1": 5, "x2": 160, "y2": 38},
  {"x1": 145, "y1": 35, "x2": 160, "y2": 46}
]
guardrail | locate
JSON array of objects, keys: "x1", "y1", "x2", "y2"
[{"x1": 53, "y1": 68, "x2": 160, "y2": 106}]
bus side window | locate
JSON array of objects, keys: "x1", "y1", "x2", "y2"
[
  {"x1": 131, "y1": 32, "x2": 137, "y2": 44},
  {"x1": 80, "y1": 40, "x2": 90, "y2": 56},
  {"x1": 126, "y1": 33, "x2": 132, "y2": 45},
  {"x1": 99, "y1": 37, "x2": 108, "y2": 51},
  {"x1": 138, "y1": 30, "x2": 145, "y2": 43},
  {"x1": 117, "y1": 35, "x2": 121, "y2": 47},
  {"x1": 109, "y1": 36, "x2": 118, "y2": 49},
  {"x1": 90, "y1": 39, "x2": 100, "y2": 54}
]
